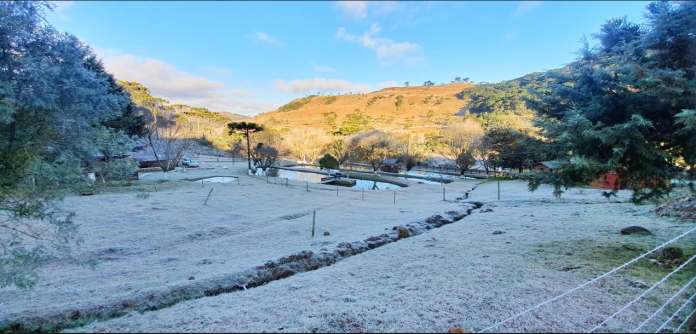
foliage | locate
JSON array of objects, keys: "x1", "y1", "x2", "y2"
[
  {"x1": 324, "y1": 96, "x2": 337, "y2": 105},
  {"x1": 366, "y1": 95, "x2": 384, "y2": 107},
  {"x1": 228, "y1": 122, "x2": 265, "y2": 171},
  {"x1": 527, "y1": 1, "x2": 696, "y2": 202},
  {"x1": 318, "y1": 153, "x2": 340, "y2": 170},
  {"x1": 455, "y1": 151, "x2": 476, "y2": 175},
  {"x1": 338, "y1": 110, "x2": 373, "y2": 135},
  {"x1": 395, "y1": 95, "x2": 404, "y2": 108},
  {"x1": 0, "y1": 1, "x2": 131, "y2": 289},
  {"x1": 326, "y1": 137, "x2": 349, "y2": 165},
  {"x1": 277, "y1": 96, "x2": 315, "y2": 112}
]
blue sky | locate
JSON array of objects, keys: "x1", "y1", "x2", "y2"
[{"x1": 47, "y1": 1, "x2": 650, "y2": 116}]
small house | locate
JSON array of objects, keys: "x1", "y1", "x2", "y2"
[
  {"x1": 380, "y1": 158, "x2": 401, "y2": 173},
  {"x1": 532, "y1": 161, "x2": 562, "y2": 172}
]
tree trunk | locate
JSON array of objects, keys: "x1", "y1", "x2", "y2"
[{"x1": 245, "y1": 130, "x2": 252, "y2": 172}]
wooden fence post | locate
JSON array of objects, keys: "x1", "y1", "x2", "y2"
[{"x1": 204, "y1": 188, "x2": 214, "y2": 205}]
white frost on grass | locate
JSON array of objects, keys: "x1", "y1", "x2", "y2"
[
  {"x1": 0, "y1": 158, "x2": 482, "y2": 330},
  {"x1": 65, "y1": 185, "x2": 695, "y2": 333}
]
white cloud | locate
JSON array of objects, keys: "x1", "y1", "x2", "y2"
[
  {"x1": 335, "y1": 23, "x2": 422, "y2": 66},
  {"x1": 313, "y1": 64, "x2": 336, "y2": 73},
  {"x1": 372, "y1": 1, "x2": 404, "y2": 16},
  {"x1": 246, "y1": 31, "x2": 286, "y2": 46},
  {"x1": 337, "y1": 1, "x2": 368, "y2": 20},
  {"x1": 94, "y1": 49, "x2": 274, "y2": 116},
  {"x1": 229, "y1": 89, "x2": 258, "y2": 97},
  {"x1": 377, "y1": 81, "x2": 398, "y2": 89},
  {"x1": 514, "y1": 1, "x2": 541, "y2": 16},
  {"x1": 273, "y1": 78, "x2": 372, "y2": 94},
  {"x1": 202, "y1": 65, "x2": 232, "y2": 76},
  {"x1": 503, "y1": 31, "x2": 519, "y2": 42},
  {"x1": 336, "y1": 1, "x2": 403, "y2": 20}
]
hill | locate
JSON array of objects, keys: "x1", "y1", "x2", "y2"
[{"x1": 253, "y1": 83, "x2": 476, "y2": 136}]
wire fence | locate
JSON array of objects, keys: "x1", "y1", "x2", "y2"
[
  {"x1": 477, "y1": 225, "x2": 696, "y2": 333},
  {"x1": 197, "y1": 172, "x2": 696, "y2": 333}
]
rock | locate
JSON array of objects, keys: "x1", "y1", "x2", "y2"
[
  {"x1": 323, "y1": 231, "x2": 330, "y2": 236},
  {"x1": 626, "y1": 279, "x2": 648, "y2": 289},
  {"x1": 620, "y1": 226, "x2": 652, "y2": 235},
  {"x1": 398, "y1": 227, "x2": 410, "y2": 239},
  {"x1": 448, "y1": 328, "x2": 472, "y2": 333},
  {"x1": 660, "y1": 247, "x2": 684, "y2": 260},
  {"x1": 623, "y1": 244, "x2": 639, "y2": 251},
  {"x1": 81, "y1": 191, "x2": 94, "y2": 196},
  {"x1": 492, "y1": 231, "x2": 505, "y2": 235},
  {"x1": 188, "y1": 276, "x2": 195, "y2": 280},
  {"x1": 561, "y1": 264, "x2": 581, "y2": 271}
]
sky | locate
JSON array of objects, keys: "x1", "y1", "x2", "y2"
[{"x1": 47, "y1": 1, "x2": 651, "y2": 116}]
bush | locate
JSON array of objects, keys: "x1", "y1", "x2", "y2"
[{"x1": 319, "y1": 153, "x2": 340, "y2": 170}]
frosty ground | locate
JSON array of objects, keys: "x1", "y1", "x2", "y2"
[{"x1": 1, "y1": 156, "x2": 694, "y2": 333}]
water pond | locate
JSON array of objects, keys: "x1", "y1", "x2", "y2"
[{"x1": 256, "y1": 168, "x2": 401, "y2": 190}]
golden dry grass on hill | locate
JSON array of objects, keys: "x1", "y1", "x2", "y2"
[{"x1": 253, "y1": 83, "x2": 476, "y2": 135}]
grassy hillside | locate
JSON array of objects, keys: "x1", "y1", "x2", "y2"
[{"x1": 253, "y1": 83, "x2": 476, "y2": 135}]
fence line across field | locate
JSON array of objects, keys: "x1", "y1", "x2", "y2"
[
  {"x1": 477, "y1": 225, "x2": 696, "y2": 333},
  {"x1": 588, "y1": 253, "x2": 696, "y2": 332},
  {"x1": 656, "y1": 290, "x2": 696, "y2": 333},
  {"x1": 632, "y1": 275, "x2": 696, "y2": 332},
  {"x1": 674, "y1": 303, "x2": 696, "y2": 333}
]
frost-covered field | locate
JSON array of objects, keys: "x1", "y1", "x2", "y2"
[{"x1": 1, "y1": 158, "x2": 693, "y2": 333}]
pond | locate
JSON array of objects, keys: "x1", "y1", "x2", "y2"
[
  {"x1": 200, "y1": 176, "x2": 237, "y2": 183},
  {"x1": 397, "y1": 176, "x2": 446, "y2": 185},
  {"x1": 255, "y1": 168, "x2": 401, "y2": 190}
]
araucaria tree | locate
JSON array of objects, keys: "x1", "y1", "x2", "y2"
[
  {"x1": 228, "y1": 122, "x2": 265, "y2": 173},
  {"x1": 528, "y1": 2, "x2": 696, "y2": 202}
]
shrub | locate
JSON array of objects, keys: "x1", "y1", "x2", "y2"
[{"x1": 318, "y1": 153, "x2": 340, "y2": 170}]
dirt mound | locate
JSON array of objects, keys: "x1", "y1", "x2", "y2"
[{"x1": 654, "y1": 197, "x2": 696, "y2": 221}]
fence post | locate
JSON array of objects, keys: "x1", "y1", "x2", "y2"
[
  {"x1": 393, "y1": 191, "x2": 396, "y2": 204},
  {"x1": 306, "y1": 181, "x2": 309, "y2": 192},
  {"x1": 311, "y1": 211, "x2": 316, "y2": 237},
  {"x1": 498, "y1": 181, "x2": 500, "y2": 201},
  {"x1": 336, "y1": 185, "x2": 339, "y2": 196},
  {"x1": 201, "y1": 179, "x2": 204, "y2": 188},
  {"x1": 237, "y1": 178, "x2": 240, "y2": 185},
  {"x1": 204, "y1": 188, "x2": 214, "y2": 205},
  {"x1": 443, "y1": 186, "x2": 445, "y2": 201}
]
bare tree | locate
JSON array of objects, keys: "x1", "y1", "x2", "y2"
[
  {"x1": 347, "y1": 130, "x2": 396, "y2": 173},
  {"x1": 326, "y1": 136, "x2": 349, "y2": 168},
  {"x1": 251, "y1": 143, "x2": 279, "y2": 171},
  {"x1": 473, "y1": 135, "x2": 495, "y2": 174},
  {"x1": 285, "y1": 128, "x2": 328, "y2": 164},
  {"x1": 437, "y1": 119, "x2": 483, "y2": 175},
  {"x1": 145, "y1": 118, "x2": 191, "y2": 180},
  {"x1": 393, "y1": 131, "x2": 428, "y2": 171}
]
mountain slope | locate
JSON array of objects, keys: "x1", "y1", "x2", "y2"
[{"x1": 253, "y1": 83, "x2": 476, "y2": 135}]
